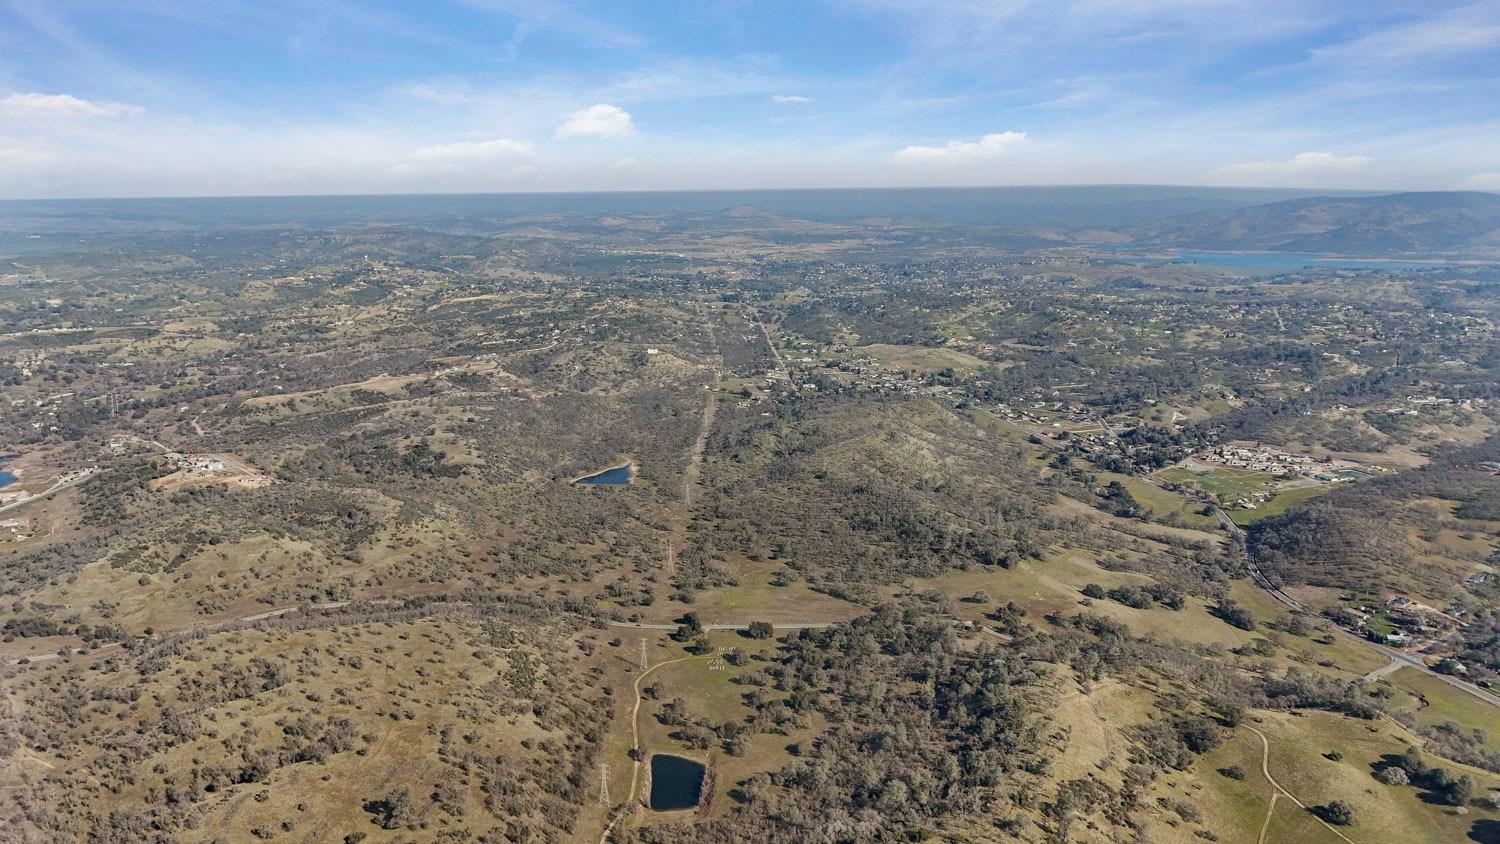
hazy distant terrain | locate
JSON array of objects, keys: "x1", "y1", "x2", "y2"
[
  {"x1": 0, "y1": 185, "x2": 1355, "y2": 233},
  {"x1": 1129, "y1": 191, "x2": 1500, "y2": 257},
  {"x1": 6, "y1": 186, "x2": 1496, "y2": 263}
]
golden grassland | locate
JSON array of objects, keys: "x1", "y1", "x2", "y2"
[
  {"x1": 1157, "y1": 466, "x2": 1278, "y2": 501},
  {"x1": 1384, "y1": 668, "x2": 1500, "y2": 752},
  {"x1": 1157, "y1": 709, "x2": 1500, "y2": 844}
]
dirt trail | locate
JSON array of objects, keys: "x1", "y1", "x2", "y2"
[
  {"x1": 755, "y1": 318, "x2": 785, "y2": 372},
  {"x1": 1256, "y1": 793, "x2": 1280, "y2": 844},
  {"x1": 1245, "y1": 725, "x2": 1359, "y2": 844},
  {"x1": 663, "y1": 314, "x2": 721, "y2": 577},
  {"x1": 598, "y1": 653, "x2": 702, "y2": 843},
  {"x1": 608, "y1": 620, "x2": 834, "y2": 631},
  {"x1": 600, "y1": 315, "x2": 724, "y2": 842},
  {"x1": 681, "y1": 385, "x2": 717, "y2": 513},
  {"x1": 4, "y1": 601, "x2": 353, "y2": 666}
]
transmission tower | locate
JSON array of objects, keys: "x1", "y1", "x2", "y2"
[
  {"x1": 665, "y1": 538, "x2": 675, "y2": 577},
  {"x1": 599, "y1": 763, "x2": 610, "y2": 807},
  {"x1": 639, "y1": 638, "x2": 649, "y2": 671}
]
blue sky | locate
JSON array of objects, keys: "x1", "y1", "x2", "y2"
[{"x1": 0, "y1": 0, "x2": 1497, "y2": 198}]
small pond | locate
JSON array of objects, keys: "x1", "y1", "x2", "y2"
[
  {"x1": 574, "y1": 463, "x2": 634, "y2": 486},
  {"x1": 649, "y1": 754, "x2": 704, "y2": 811},
  {"x1": 0, "y1": 471, "x2": 15, "y2": 488}
]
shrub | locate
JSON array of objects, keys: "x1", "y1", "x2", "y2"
[
  {"x1": 1318, "y1": 800, "x2": 1354, "y2": 826},
  {"x1": 1375, "y1": 766, "x2": 1409, "y2": 785},
  {"x1": 1219, "y1": 765, "x2": 1247, "y2": 780},
  {"x1": 1211, "y1": 599, "x2": 1256, "y2": 631},
  {"x1": 1443, "y1": 774, "x2": 1476, "y2": 807},
  {"x1": 364, "y1": 786, "x2": 415, "y2": 829}
]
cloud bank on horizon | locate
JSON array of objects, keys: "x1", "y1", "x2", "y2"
[{"x1": 0, "y1": 0, "x2": 1496, "y2": 198}]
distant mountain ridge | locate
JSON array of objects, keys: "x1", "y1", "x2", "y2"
[{"x1": 1126, "y1": 191, "x2": 1500, "y2": 257}]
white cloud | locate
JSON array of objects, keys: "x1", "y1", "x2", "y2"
[
  {"x1": 771, "y1": 94, "x2": 811, "y2": 103},
  {"x1": 0, "y1": 92, "x2": 142, "y2": 118},
  {"x1": 555, "y1": 104, "x2": 635, "y2": 138},
  {"x1": 411, "y1": 138, "x2": 535, "y2": 160},
  {"x1": 611, "y1": 156, "x2": 640, "y2": 169},
  {"x1": 1460, "y1": 172, "x2": 1500, "y2": 191},
  {"x1": 1211, "y1": 151, "x2": 1373, "y2": 184},
  {"x1": 893, "y1": 131, "x2": 1026, "y2": 164}
]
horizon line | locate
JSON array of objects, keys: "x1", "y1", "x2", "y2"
[{"x1": 1, "y1": 182, "x2": 1475, "y2": 205}]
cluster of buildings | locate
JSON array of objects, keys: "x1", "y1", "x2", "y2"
[
  {"x1": 1201, "y1": 445, "x2": 1315, "y2": 474},
  {"x1": 165, "y1": 452, "x2": 231, "y2": 477},
  {"x1": 992, "y1": 401, "x2": 1108, "y2": 431},
  {"x1": 1197, "y1": 445, "x2": 1370, "y2": 482},
  {"x1": 57, "y1": 466, "x2": 99, "y2": 484},
  {"x1": 1382, "y1": 595, "x2": 1466, "y2": 649},
  {"x1": 1333, "y1": 594, "x2": 1465, "y2": 651},
  {"x1": 1403, "y1": 395, "x2": 1491, "y2": 409}
]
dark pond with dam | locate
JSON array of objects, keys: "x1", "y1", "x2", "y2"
[{"x1": 649, "y1": 754, "x2": 704, "y2": 811}]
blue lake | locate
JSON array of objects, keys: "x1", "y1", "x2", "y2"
[
  {"x1": 574, "y1": 463, "x2": 633, "y2": 486},
  {"x1": 1169, "y1": 251, "x2": 1446, "y2": 273},
  {"x1": 0, "y1": 471, "x2": 15, "y2": 488},
  {"x1": 649, "y1": 754, "x2": 704, "y2": 811}
]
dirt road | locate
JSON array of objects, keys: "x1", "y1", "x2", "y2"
[
  {"x1": 4, "y1": 601, "x2": 352, "y2": 666},
  {"x1": 598, "y1": 653, "x2": 704, "y2": 844},
  {"x1": 1245, "y1": 725, "x2": 1359, "y2": 844}
]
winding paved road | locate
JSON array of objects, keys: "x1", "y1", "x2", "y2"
[
  {"x1": 1212, "y1": 505, "x2": 1500, "y2": 709},
  {"x1": 1361, "y1": 658, "x2": 1405, "y2": 683},
  {"x1": 0, "y1": 476, "x2": 89, "y2": 517}
]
